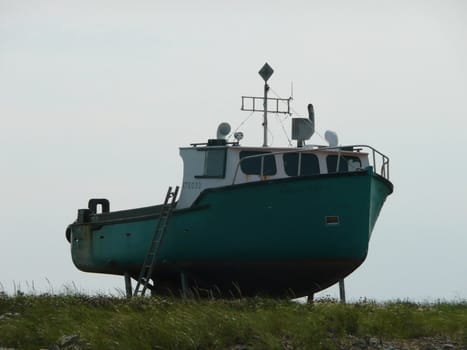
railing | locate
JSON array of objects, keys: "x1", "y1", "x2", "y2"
[{"x1": 231, "y1": 145, "x2": 390, "y2": 185}]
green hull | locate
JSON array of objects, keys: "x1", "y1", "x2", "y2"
[{"x1": 67, "y1": 168, "x2": 393, "y2": 297}]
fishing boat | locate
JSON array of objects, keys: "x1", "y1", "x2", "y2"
[{"x1": 65, "y1": 64, "x2": 393, "y2": 298}]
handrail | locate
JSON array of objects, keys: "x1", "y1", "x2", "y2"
[{"x1": 231, "y1": 145, "x2": 390, "y2": 185}]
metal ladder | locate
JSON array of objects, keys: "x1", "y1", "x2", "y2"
[{"x1": 133, "y1": 186, "x2": 179, "y2": 296}]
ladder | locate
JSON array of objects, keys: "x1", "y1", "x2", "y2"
[{"x1": 133, "y1": 186, "x2": 179, "y2": 296}]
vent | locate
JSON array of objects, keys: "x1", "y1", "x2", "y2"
[
  {"x1": 292, "y1": 118, "x2": 314, "y2": 143},
  {"x1": 325, "y1": 216, "x2": 340, "y2": 225}
]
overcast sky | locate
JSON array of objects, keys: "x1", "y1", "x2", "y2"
[{"x1": 1, "y1": 0, "x2": 466, "y2": 300}]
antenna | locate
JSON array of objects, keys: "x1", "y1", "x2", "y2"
[{"x1": 240, "y1": 63, "x2": 292, "y2": 147}]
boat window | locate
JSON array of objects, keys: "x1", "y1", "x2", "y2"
[
  {"x1": 326, "y1": 155, "x2": 362, "y2": 173},
  {"x1": 240, "y1": 151, "x2": 276, "y2": 175},
  {"x1": 283, "y1": 153, "x2": 320, "y2": 176},
  {"x1": 195, "y1": 148, "x2": 227, "y2": 178}
]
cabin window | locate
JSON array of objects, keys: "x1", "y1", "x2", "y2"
[
  {"x1": 326, "y1": 155, "x2": 362, "y2": 173},
  {"x1": 240, "y1": 151, "x2": 276, "y2": 175},
  {"x1": 283, "y1": 153, "x2": 320, "y2": 176},
  {"x1": 195, "y1": 148, "x2": 227, "y2": 178}
]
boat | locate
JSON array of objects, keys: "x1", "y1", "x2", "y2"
[{"x1": 65, "y1": 64, "x2": 393, "y2": 298}]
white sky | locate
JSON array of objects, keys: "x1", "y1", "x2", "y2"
[{"x1": 1, "y1": 0, "x2": 466, "y2": 300}]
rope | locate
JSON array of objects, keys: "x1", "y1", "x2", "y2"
[
  {"x1": 268, "y1": 127, "x2": 274, "y2": 146},
  {"x1": 228, "y1": 110, "x2": 255, "y2": 140},
  {"x1": 274, "y1": 113, "x2": 293, "y2": 147}
]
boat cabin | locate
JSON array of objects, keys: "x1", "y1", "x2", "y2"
[{"x1": 177, "y1": 139, "x2": 370, "y2": 209}]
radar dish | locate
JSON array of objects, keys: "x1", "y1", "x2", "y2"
[
  {"x1": 325, "y1": 130, "x2": 339, "y2": 147},
  {"x1": 217, "y1": 122, "x2": 231, "y2": 139}
]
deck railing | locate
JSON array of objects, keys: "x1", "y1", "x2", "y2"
[{"x1": 232, "y1": 145, "x2": 390, "y2": 185}]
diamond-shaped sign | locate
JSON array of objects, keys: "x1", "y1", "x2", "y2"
[{"x1": 259, "y1": 63, "x2": 274, "y2": 82}]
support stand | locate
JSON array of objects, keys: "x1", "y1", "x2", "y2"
[
  {"x1": 124, "y1": 273, "x2": 132, "y2": 298},
  {"x1": 180, "y1": 272, "x2": 188, "y2": 298},
  {"x1": 339, "y1": 279, "x2": 346, "y2": 303}
]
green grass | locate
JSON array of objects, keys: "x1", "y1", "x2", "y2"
[{"x1": 0, "y1": 293, "x2": 465, "y2": 349}]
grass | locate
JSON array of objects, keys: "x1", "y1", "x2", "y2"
[{"x1": 0, "y1": 293, "x2": 465, "y2": 349}]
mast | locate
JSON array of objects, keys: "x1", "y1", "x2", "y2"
[
  {"x1": 259, "y1": 63, "x2": 274, "y2": 147},
  {"x1": 240, "y1": 63, "x2": 291, "y2": 147},
  {"x1": 263, "y1": 80, "x2": 269, "y2": 146}
]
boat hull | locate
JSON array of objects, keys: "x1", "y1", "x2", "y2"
[{"x1": 67, "y1": 168, "x2": 393, "y2": 297}]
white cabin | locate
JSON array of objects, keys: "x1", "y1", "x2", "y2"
[{"x1": 177, "y1": 139, "x2": 370, "y2": 209}]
